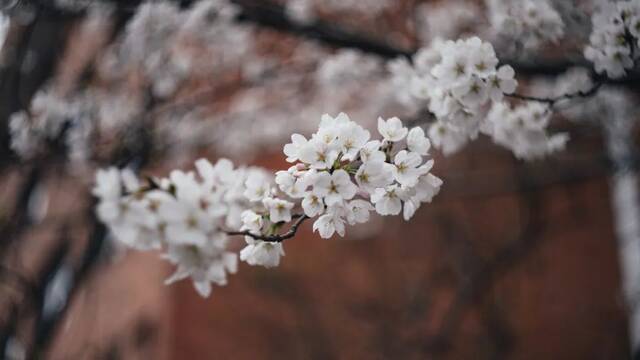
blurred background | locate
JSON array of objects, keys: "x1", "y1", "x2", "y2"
[{"x1": 0, "y1": 0, "x2": 636, "y2": 359}]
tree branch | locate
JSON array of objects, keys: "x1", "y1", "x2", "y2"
[
  {"x1": 232, "y1": 0, "x2": 640, "y2": 89},
  {"x1": 20, "y1": 0, "x2": 640, "y2": 89},
  {"x1": 507, "y1": 81, "x2": 604, "y2": 106},
  {"x1": 225, "y1": 214, "x2": 310, "y2": 243}
]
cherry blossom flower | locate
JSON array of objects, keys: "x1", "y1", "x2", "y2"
[
  {"x1": 488, "y1": 65, "x2": 518, "y2": 101},
  {"x1": 313, "y1": 209, "x2": 346, "y2": 239},
  {"x1": 378, "y1": 117, "x2": 408, "y2": 142},
  {"x1": 240, "y1": 240, "x2": 285, "y2": 268},
  {"x1": 244, "y1": 170, "x2": 273, "y2": 202},
  {"x1": 407, "y1": 127, "x2": 431, "y2": 156},
  {"x1": 164, "y1": 243, "x2": 238, "y2": 298},
  {"x1": 355, "y1": 160, "x2": 394, "y2": 194},
  {"x1": 392, "y1": 151, "x2": 429, "y2": 187},
  {"x1": 262, "y1": 197, "x2": 294, "y2": 223},
  {"x1": 93, "y1": 167, "x2": 123, "y2": 201},
  {"x1": 337, "y1": 121, "x2": 370, "y2": 160},
  {"x1": 346, "y1": 200, "x2": 375, "y2": 225},
  {"x1": 284, "y1": 134, "x2": 310, "y2": 163},
  {"x1": 403, "y1": 173, "x2": 443, "y2": 221},
  {"x1": 159, "y1": 199, "x2": 213, "y2": 247},
  {"x1": 302, "y1": 193, "x2": 325, "y2": 217},
  {"x1": 275, "y1": 168, "x2": 308, "y2": 199},
  {"x1": 240, "y1": 210, "x2": 263, "y2": 234},
  {"x1": 312, "y1": 170, "x2": 358, "y2": 206},
  {"x1": 360, "y1": 140, "x2": 386, "y2": 163},
  {"x1": 371, "y1": 185, "x2": 407, "y2": 216},
  {"x1": 298, "y1": 137, "x2": 340, "y2": 169}
]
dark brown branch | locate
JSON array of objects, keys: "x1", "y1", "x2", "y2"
[
  {"x1": 19, "y1": 0, "x2": 640, "y2": 89},
  {"x1": 233, "y1": 0, "x2": 640, "y2": 89},
  {"x1": 225, "y1": 214, "x2": 310, "y2": 243},
  {"x1": 507, "y1": 81, "x2": 604, "y2": 106}
]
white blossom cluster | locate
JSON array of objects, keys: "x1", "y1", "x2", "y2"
[
  {"x1": 585, "y1": 0, "x2": 640, "y2": 79},
  {"x1": 387, "y1": 36, "x2": 572, "y2": 160},
  {"x1": 110, "y1": 1, "x2": 189, "y2": 98},
  {"x1": 316, "y1": 49, "x2": 382, "y2": 85},
  {"x1": 103, "y1": 0, "x2": 248, "y2": 99},
  {"x1": 9, "y1": 89, "x2": 94, "y2": 160},
  {"x1": 8, "y1": 0, "x2": 255, "y2": 167},
  {"x1": 93, "y1": 158, "x2": 269, "y2": 297},
  {"x1": 486, "y1": 0, "x2": 565, "y2": 51},
  {"x1": 482, "y1": 102, "x2": 569, "y2": 160},
  {"x1": 390, "y1": 37, "x2": 518, "y2": 155},
  {"x1": 278, "y1": 113, "x2": 442, "y2": 238},
  {"x1": 550, "y1": 67, "x2": 596, "y2": 100}
]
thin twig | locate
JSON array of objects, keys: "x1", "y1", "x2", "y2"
[
  {"x1": 225, "y1": 214, "x2": 310, "y2": 243},
  {"x1": 507, "y1": 81, "x2": 603, "y2": 106}
]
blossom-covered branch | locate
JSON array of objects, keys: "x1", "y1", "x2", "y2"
[
  {"x1": 387, "y1": 37, "x2": 568, "y2": 159},
  {"x1": 225, "y1": 214, "x2": 309, "y2": 243},
  {"x1": 93, "y1": 113, "x2": 442, "y2": 296}
]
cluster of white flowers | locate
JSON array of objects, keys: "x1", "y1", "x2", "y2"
[
  {"x1": 94, "y1": 113, "x2": 443, "y2": 296},
  {"x1": 316, "y1": 49, "x2": 381, "y2": 85},
  {"x1": 387, "y1": 36, "x2": 573, "y2": 160},
  {"x1": 103, "y1": 2, "x2": 183, "y2": 97},
  {"x1": 8, "y1": 0, "x2": 257, "y2": 167},
  {"x1": 585, "y1": 0, "x2": 640, "y2": 79},
  {"x1": 482, "y1": 102, "x2": 569, "y2": 160},
  {"x1": 390, "y1": 37, "x2": 517, "y2": 155},
  {"x1": 278, "y1": 113, "x2": 442, "y2": 238},
  {"x1": 486, "y1": 0, "x2": 565, "y2": 50},
  {"x1": 93, "y1": 159, "x2": 253, "y2": 297},
  {"x1": 9, "y1": 89, "x2": 94, "y2": 160},
  {"x1": 104, "y1": 0, "x2": 248, "y2": 99},
  {"x1": 551, "y1": 67, "x2": 596, "y2": 100}
]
